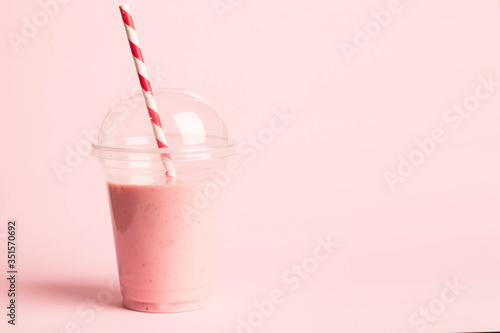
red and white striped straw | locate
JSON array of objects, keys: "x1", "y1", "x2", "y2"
[{"x1": 119, "y1": 4, "x2": 176, "y2": 178}]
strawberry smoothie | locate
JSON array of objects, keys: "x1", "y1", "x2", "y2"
[{"x1": 107, "y1": 181, "x2": 218, "y2": 313}]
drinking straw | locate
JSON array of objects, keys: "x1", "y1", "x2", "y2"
[{"x1": 119, "y1": 4, "x2": 176, "y2": 178}]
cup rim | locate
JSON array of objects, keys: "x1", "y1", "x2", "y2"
[{"x1": 92, "y1": 140, "x2": 235, "y2": 155}]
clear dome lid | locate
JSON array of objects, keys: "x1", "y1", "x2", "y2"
[
  {"x1": 92, "y1": 89, "x2": 234, "y2": 185},
  {"x1": 95, "y1": 88, "x2": 230, "y2": 151}
]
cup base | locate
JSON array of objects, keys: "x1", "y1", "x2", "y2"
[{"x1": 122, "y1": 297, "x2": 209, "y2": 313}]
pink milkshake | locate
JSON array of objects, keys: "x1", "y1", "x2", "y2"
[
  {"x1": 93, "y1": 89, "x2": 234, "y2": 313},
  {"x1": 107, "y1": 181, "x2": 218, "y2": 312}
]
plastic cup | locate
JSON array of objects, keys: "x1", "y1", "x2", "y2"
[{"x1": 92, "y1": 89, "x2": 234, "y2": 313}]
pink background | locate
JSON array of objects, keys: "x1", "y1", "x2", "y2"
[{"x1": 1, "y1": 0, "x2": 500, "y2": 332}]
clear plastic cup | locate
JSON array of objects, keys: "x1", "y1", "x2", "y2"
[{"x1": 92, "y1": 89, "x2": 235, "y2": 313}]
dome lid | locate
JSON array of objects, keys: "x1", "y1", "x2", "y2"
[{"x1": 95, "y1": 88, "x2": 230, "y2": 151}]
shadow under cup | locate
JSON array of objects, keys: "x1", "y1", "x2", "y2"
[{"x1": 92, "y1": 89, "x2": 235, "y2": 313}]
